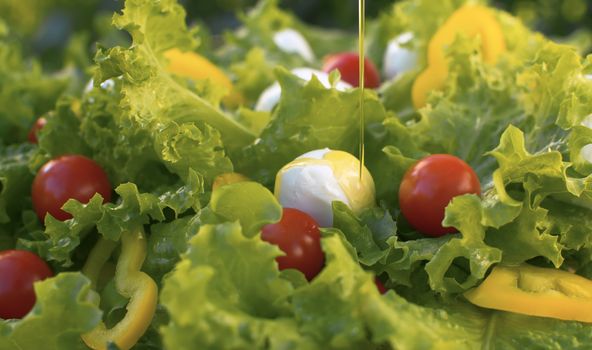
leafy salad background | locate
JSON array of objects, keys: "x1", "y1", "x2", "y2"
[{"x1": 1, "y1": 0, "x2": 592, "y2": 349}]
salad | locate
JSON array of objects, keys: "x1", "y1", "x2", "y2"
[{"x1": 1, "y1": 0, "x2": 592, "y2": 349}]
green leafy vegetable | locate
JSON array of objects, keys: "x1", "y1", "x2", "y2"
[
  {"x1": 208, "y1": 181, "x2": 282, "y2": 237},
  {"x1": 236, "y1": 68, "x2": 388, "y2": 186},
  {"x1": 0, "y1": 25, "x2": 69, "y2": 145},
  {"x1": 160, "y1": 222, "x2": 300, "y2": 350},
  {"x1": 2, "y1": 0, "x2": 592, "y2": 348},
  {"x1": 95, "y1": 0, "x2": 255, "y2": 152},
  {"x1": 0, "y1": 144, "x2": 36, "y2": 225},
  {"x1": 0, "y1": 273, "x2": 101, "y2": 350},
  {"x1": 143, "y1": 215, "x2": 201, "y2": 285},
  {"x1": 21, "y1": 172, "x2": 202, "y2": 266}
]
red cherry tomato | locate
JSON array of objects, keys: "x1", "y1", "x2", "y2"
[
  {"x1": 27, "y1": 117, "x2": 47, "y2": 144},
  {"x1": 398, "y1": 154, "x2": 480, "y2": 237},
  {"x1": 0, "y1": 250, "x2": 53, "y2": 319},
  {"x1": 261, "y1": 208, "x2": 324, "y2": 280},
  {"x1": 32, "y1": 155, "x2": 112, "y2": 221},
  {"x1": 375, "y1": 277, "x2": 388, "y2": 294},
  {"x1": 322, "y1": 52, "x2": 381, "y2": 88}
]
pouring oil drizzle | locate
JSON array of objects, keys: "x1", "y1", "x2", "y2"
[{"x1": 358, "y1": 0, "x2": 366, "y2": 180}]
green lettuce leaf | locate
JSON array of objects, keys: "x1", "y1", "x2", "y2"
[
  {"x1": 208, "y1": 181, "x2": 282, "y2": 237},
  {"x1": 95, "y1": 0, "x2": 255, "y2": 152},
  {"x1": 143, "y1": 215, "x2": 201, "y2": 286},
  {"x1": 0, "y1": 144, "x2": 36, "y2": 225},
  {"x1": 288, "y1": 231, "x2": 389, "y2": 349},
  {"x1": 23, "y1": 0, "x2": 262, "y2": 267},
  {"x1": 20, "y1": 171, "x2": 202, "y2": 267},
  {"x1": 236, "y1": 68, "x2": 388, "y2": 186},
  {"x1": 0, "y1": 272, "x2": 101, "y2": 350},
  {"x1": 160, "y1": 222, "x2": 303, "y2": 350},
  {"x1": 39, "y1": 84, "x2": 231, "y2": 192},
  {"x1": 332, "y1": 194, "x2": 502, "y2": 294},
  {"x1": 0, "y1": 144, "x2": 37, "y2": 252},
  {"x1": 0, "y1": 27, "x2": 69, "y2": 145},
  {"x1": 221, "y1": 0, "x2": 355, "y2": 67},
  {"x1": 159, "y1": 205, "x2": 592, "y2": 350},
  {"x1": 364, "y1": 117, "x2": 426, "y2": 207},
  {"x1": 369, "y1": 1, "x2": 592, "y2": 296},
  {"x1": 331, "y1": 202, "x2": 393, "y2": 266},
  {"x1": 229, "y1": 48, "x2": 277, "y2": 107},
  {"x1": 379, "y1": 297, "x2": 592, "y2": 350},
  {"x1": 220, "y1": 0, "x2": 357, "y2": 112}
]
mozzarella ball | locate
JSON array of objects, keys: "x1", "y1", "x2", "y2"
[
  {"x1": 255, "y1": 68, "x2": 352, "y2": 112},
  {"x1": 274, "y1": 148, "x2": 376, "y2": 227},
  {"x1": 581, "y1": 144, "x2": 592, "y2": 163},
  {"x1": 273, "y1": 28, "x2": 315, "y2": 63},
  {"x1": 383, "y1": 32, "x2": 418, "y2": 80},
  {"x1": 580, "y1": 114, "x2": 592, "y2": 163}
]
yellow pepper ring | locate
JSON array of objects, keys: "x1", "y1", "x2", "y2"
[
  {"x1": 81, "y1": 228, "x2": 158, "y2": 350},
  {"x1": 465, "y1": 264, "x2": 592, "y2": 323},
  {"x1": 164, "y1": 48, "x2": 244, "y2": 107},
  {"x1": 412, "y1": 4, "x2": 506, "y2": 108}
]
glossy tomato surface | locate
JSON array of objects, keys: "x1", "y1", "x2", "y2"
[
  {"x1": 261, "y1": 208, "x2": 324, "y2": 280},
  {"x1": 27, "y1": 117, "x2": 47, "y2": 144},
  {"x1": 0, "y1": 250, "x2": 53, "y2": 319},
  {"x1": 322, "y1": 52, "x2": 381, "y2": 88},
  {"x1": 32, "y1": 155, "x2": 112, "y2": 221},
  {"x1": 398, "y1": 154, "x2": 480, "y2": 237}
]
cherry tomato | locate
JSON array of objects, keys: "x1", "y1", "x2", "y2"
[
  {"x1": 32, "y1": 155, "x2": 112, "y2": 221},
  {"x1": 0, "y1": 250, "x2": 53, "y2": 319},
  {"x1": 27, "y1": 117, "x2": 47, "y2": 144},
  {"x1": 322, "y1": 52, "x2": 381, "y2": 89},
  {"x1": 375, "y1": 277, "x2": 388, "y2": 294},
  {"x1": 261, "y1": 208, "x2": 324, "y2": 280},
  {"x1": 398, "y1": 154, "x2": 480, "y2": 237}
]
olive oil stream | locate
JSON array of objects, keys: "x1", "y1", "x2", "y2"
[{"x1": 358, "y1": 0, "x2": 366, "y2": 179}]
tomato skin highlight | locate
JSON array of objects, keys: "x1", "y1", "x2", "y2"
[
  {"x1": 261, "y1": 208, "x2": 324, "y2": 281},
  {"x1": 398, "y1": 154, "x2": 480, "y2": 237},
  {"x1": 322, "y1": 52, "x2": 381, "y2": 89},
  {"x1": 32, "y1": 155, "x2": 112, "y2": 221},
  {"x1": 27, "y1": 117, "x2": 47, "y2": 144},
  {"x1": 0, "y1": 250, "x2": 53, "y2": 319}
]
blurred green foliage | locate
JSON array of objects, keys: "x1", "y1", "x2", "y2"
[
  {"x1": 1, "y1": 0, "x2": 590, "y2": 35},
  {"x1": 0, "y1": 0, "x2": 590, "y2": 63},
  {"x1": 184, "y1": 0, "x2": 591, "y2": 35},
  {"x1": 498, "y1": 0, "x2": 590, "y2": 36},
  {"x1": 0, "y1": 0, "x2": 101, "y2": 36}
]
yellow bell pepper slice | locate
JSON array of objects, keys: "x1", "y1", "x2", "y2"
[
  {"x1": 81, "y1": 228, "x2": 158, "y2": 350},
  {"x1": 164, "y1": 48, "x2": 244, "y2": 107},
  {"x1": 465, "y1": 264, "x2": 592, "y2": 323},
  {"x1": 412, "y1": 5, "x2": 506, "y2": 108},
  {"x1": 212, "y1": 172, "x2": 250, "y2": 191}
]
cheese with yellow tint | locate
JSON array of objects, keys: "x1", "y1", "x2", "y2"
[
  {"x1": 412, "y1": 4, "x2": 506, "y2": 108},
  {"x1": 465, "y1": 264, "x2": 592, "y2": 323},
  {"x1": 274, "y1": 148, "x2": 375, "y2": 227},
  {"x1": 163, "y1": 48, "x2": 243, "y2": 107}
]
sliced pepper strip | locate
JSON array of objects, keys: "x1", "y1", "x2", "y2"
[
  {"x1": 81, "y1": 228, "x2": 158, "y2": 350},
  {"x1": 465, "y1": 264, "x2": 592, "y2": 323},
  {"x1": 411, "y1": 4, "x2": 506, "y2": 108},
  {"x1": 212, "y1": 172, "x2": 250, "y2": 191},
  {"x1": 164, "y1": 48, "x2": 245, "y2": 107}
]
